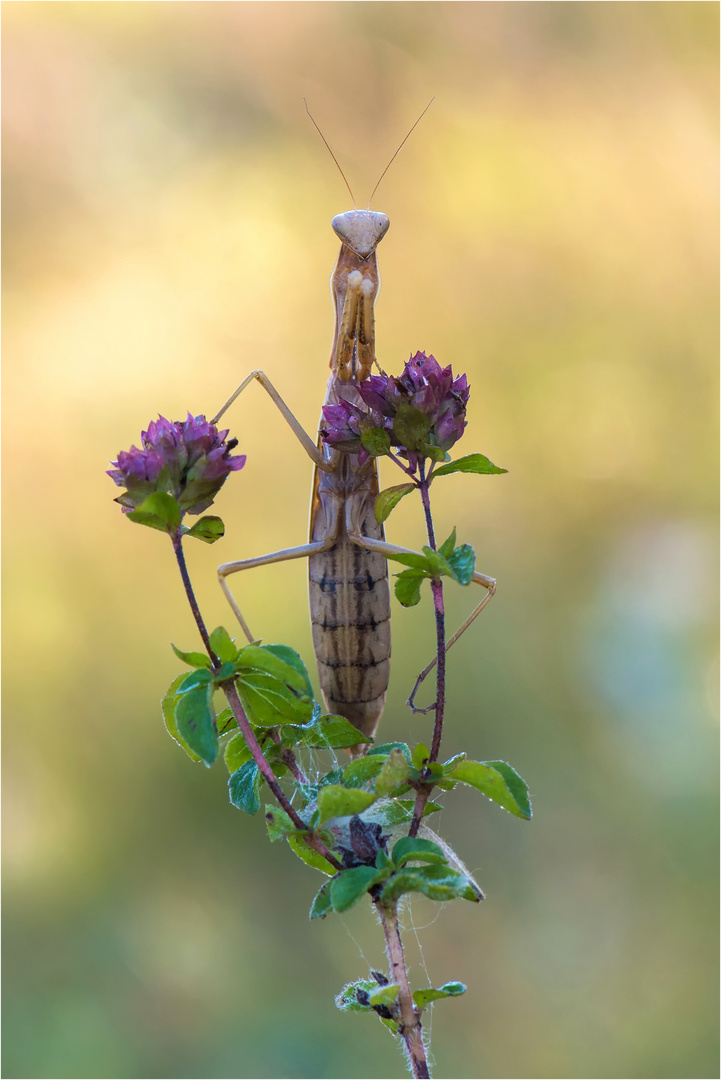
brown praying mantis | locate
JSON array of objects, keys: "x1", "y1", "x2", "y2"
[{"x1": 211, "y1": 109, "x2": 497, "y2": 754}]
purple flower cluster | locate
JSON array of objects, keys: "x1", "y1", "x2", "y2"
[
  {"x1": 108, "y1": 414, "x2": 246, "y2": 515},
  {"x1": 321, "y1": 352, "x2": 469, "y2": 471}
]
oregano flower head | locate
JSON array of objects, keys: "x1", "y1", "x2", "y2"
[
  {"x1": 321, "y1": 352, "x2": 470, "y2": 472},
  {"x1": 108, "y1": 413, "x2": 246, "y2": 516}
]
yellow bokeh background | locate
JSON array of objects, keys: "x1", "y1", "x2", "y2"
[{"x1": 3, "y1": 4, "x2": 718, "y2": 1078}]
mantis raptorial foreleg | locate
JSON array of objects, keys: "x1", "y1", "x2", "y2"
[
  {"x1": 211, "y1": 370, "x2": 331, "y2": 472},
  {"x1": 345, "y1": 526, "x2": 496, "y2": 708}
]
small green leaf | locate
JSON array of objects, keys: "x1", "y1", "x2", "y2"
[
  {"x1": 265, "y1": 804, "x2": 298, "y2": 842},
  {"x1": 261, "y1": 644, "x2": 315, "y2": 700},
  {"x1": 442, "y1": 752, "x2": 467, "y2": 774},
  {"x1": 161, "y1": 673, "x2": 201, "y2": 762},
  {"x1": 393, "y1": 403, "x2": 432, "y2": 451},
  {"x1": 368, "y1": 742, "x2": 411, "y2": 761},
  {"x1": 384, "y1": 551, "x2": 432, "y2": 571},
  {"x1": 235, "y1": 644, "x2": 308, "y2": 692},
  {"x1": 448, "y1": 543, "x2": 476, "y2": 585},
  {"x1": 374, "y1": 484, "x2": 415, "y2": 524},
  {"x1": 288, "y1": 834, "x2": 337, "y2": 876},
  {"x1": 172, "y1": 643, "x2": 212, "y2": 668},
  {"x1": 391, "y1": 837, "x2": 447, "y2": 868},
  {"x1": 309, "y1": 882, "x2": 333, "y2": 920},
  {"x1": 449, "y1": 759, "x2": 532, "y2": 819},
  {"x1": 330, "y1": 866, "x2": 380, "y2": 912},
  {"x1": 228, "y1": 760, "x2": 262, "y2": 814},
  {"x1": 433, "y1": 453, "x2": 507, "y2": 477},
  {"x1": 224, "y1": 730, "x2": 251, "y2": 774},
  {"x1": 343, "y1": 755, "x2": 386, "y2": 788},
  {"x1": 317, "y1": 785, "x2": 377, "y2": 825},
  {"x1": 216, "y1": 706, "x2": 237, "y2": 734},
  {"x1": 361, "y1": 427, "x2": 392, "y2": 457},
  {"x1": 422, "y1": 545, "x2": 455, "y2": 579},
  {"x1": 379, "y1": 1016, "x2": 400, "y2": 1035},
  {"x1": 394, "y1": 569, "x2": 428, "y2": 607},
  {"x1": 381, "y1": 863, "x2": 481, "y2": 905},
  {"x1": 126, "y1": 492, "x2": 182, "y2": 533},
  {"x1": 438, "y1": 528, "x2": 457, "y2": 560},
  {"x1": 335, "y1": 979, "x2": 377, "y2": 1012},
  {"x1": 237, "y1": 670, "x2": 312, "y2": 726},
  {"x1": 370, "y1": 798, "x2": 441, "y2": 827},
  {"x1": 375, "y1": 748, "x2": 411, "y2": 796},
  {"x1": 296, "y1": 714, "x2": 372, "y2": 750},
  {"x1": 369, "y1": 983, "x2": 400, "y2": 1007},
  {"x1": 184, "y1": 515, "x2": 225, "y2": 544},
  {"x1": 413, "y1": 982, "x2": 466, "y2": 1010},
  {"x1": 208, "y1": 626, "x2": 238, "y2": 663},
  {"x1": 175, "y1": 681, "x2": 218, "y2": 767},
  {"x1": 412, "y1": 743, "x2": 430, "y2": 770}
]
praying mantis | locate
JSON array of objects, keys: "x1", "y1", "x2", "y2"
[{"x1": 212, "y1": 111, "x2": 497, "y2": 754}]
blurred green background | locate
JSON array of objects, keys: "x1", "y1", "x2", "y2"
[{"x1": 3, "y1": 3, "x2": 718, "y2": 1078}]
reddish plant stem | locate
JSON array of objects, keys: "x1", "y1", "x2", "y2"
[
  {"x1": 171, "y1": 533, "x2": 341, "y2": 872},
  {"x1": 409, "y1": 471, "x2": 447, "y2": 838},
  {"x1": 172, "y1": 531, "x2": 218, "y2": 665},
  {"x1": 376, "y1": 900, "x2": 430, "y2": 1079}
]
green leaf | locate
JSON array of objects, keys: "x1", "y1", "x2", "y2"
[
  {"x1": 447, "y1": 543, "x2": 476, "y2": 585},
  {"x1": 261, "y1": 644, "x2": 315, "y2": 700},
  {"x1": 379, "y1": 1016, "x2": 400, "y2": 1035},
  {"x1": 391, "y1": 837, "x2": 447, "y2": 868},
  {"x1": 183, "y1": 515, "x2": 225, "y2": 544},
  {"x1": 393, "y1": 403, "x2": 432, "y2": 451},
  {"x1": 126, "y1": 492, "x2": 182, "y2": 533},
  {"x1": 370, "y1": 798, "x2": 442, "y2": 827},
  {"x1": 309, "y1": 882, "x2": 333, "y2": 920},
  {"x1": 295, "y1": 714, "x2": 372, "y2": 750},
  {"x1": 412, "y1": 743, "x2": 430, "y2": 770},
  {"x1": 208, "y1": 626, "x2": 238, "y2": 663},
  {"x1": 368, "y1": 742, "x2": 411, "y2": 761},
  {"x1": 335, "y1": 979, "x2": 378, "y2": 1012},
  {"x1": 171, "y1": 643, "x2": 212, "y2": 668},
  {"x1": 343, "y1": 755, "x2": 386, "y2": 789},
  {"x1": 287, "y1": 834, "x2": 337, "y2": 876},
  {"x1": 381, "y1": 863, "x2": 481, "y2": 905},
  {"x1": 438, "y1": 528, "x2": 457, "y2": 559},
  {"x1": 422, "y1": 545, "x2": 455, "y2": 579},
  {"x1": 224, "y1": 730, "x2": 251, "y2": 775},
  {"x1": 433, "y1": 453, "x2": 507, "y2": 477},
  {"x1": 449, "y1": 759, "x2": 532, "y2": 819},
  {"x1": 330, "y1": 866, "x2": 380, "y2": 912},
  {"x1": 161, "y1": 673, "x2": 201, "y2": 762},
  {"x1": 369, "y1": 983, "x2": 400, "y2": 1007},
  {"x1": 216, "y1": 706, "x2": 237, "y2": 735},
  {"x1": 317, "y1": 785, "x2": 377, "y2": 825},
  {"x1": 384, "y1": 551, "x2": 432, "y2": 571},
  {"x1": 394, "y1": 569, "x2": 428, "y2": 607},
  {"x1": 374, "y1": 484, "x2": 415, "y2": 524},
  {"x1": 264, "y1": 804, "x2": 298, "y2": 842},
  {"x1": 175, "y1": 680, "x2": 218, "y2": 766},
  {"x1": 361, "y1": 427, "x2": 392, "y2": 457},
  {"x1": 235, "y1": 644, "x2": 309, "y2": 692},
  {"x1": 374, "y1": 749, "x2": 411, "y2": 796},
  {"x1": 237, "y1": 670, "x2": 312, "y2": 726},
  {"x1": 413, "y1": 982, "x2": 466, "y2": 1010},
  {"x1": 442, "y1": 752, "x2": 467, "y2": 774},
  {"x1": 228, "y1": 760, "x2": 262, "y2": 814}
]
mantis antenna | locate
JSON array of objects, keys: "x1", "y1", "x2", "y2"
[
  {"x1": 366, "y1": 97, "x2": 435, "y2": 209},
  {"x1": 304, "y1": 98, "x2": 357, "y2": 209}
]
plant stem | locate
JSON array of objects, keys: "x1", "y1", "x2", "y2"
[
  {"x1": 376, "y1": 900, "x2": 430, "y2": 1079},
  {"x1": 172, "y1": 531, "x2": 218, "y2": 664},
  {"x1": 171, "y1": 532, "x2": 341, "y2": 872},
  {"x1": 409, "y1": 471, "x2": 447, "y2": 837}
]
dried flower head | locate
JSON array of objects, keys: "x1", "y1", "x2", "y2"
[{"x1": 108, "y1": 413, "x2": 246, "y2": 516}]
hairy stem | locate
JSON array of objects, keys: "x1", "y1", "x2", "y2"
[
  {"x1": 376, "y1": 900, "x2": 429, "y2": 1079},
  {"x1": 409, "y1": 471, "x2": 446, "y2": 837}
]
